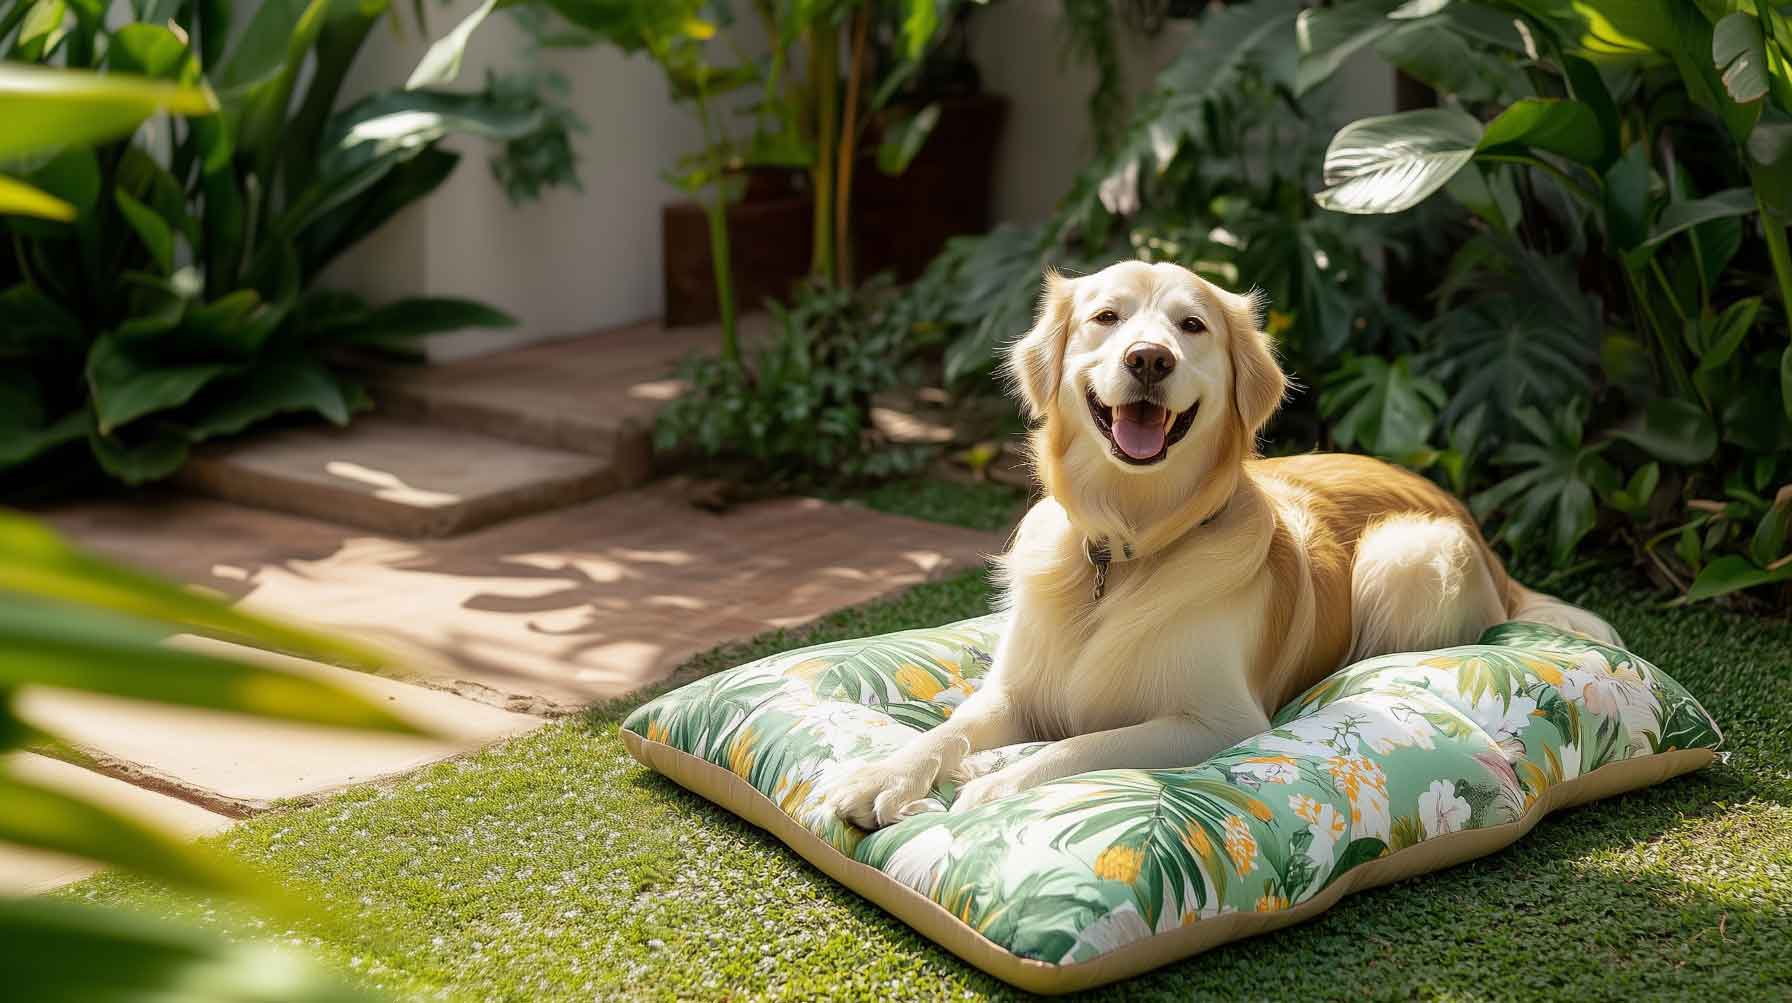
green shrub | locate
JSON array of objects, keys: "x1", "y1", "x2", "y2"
[
  {"x1": 1, "y1": 0, "x2": 578, "y2": 489},
  {"x1": 654, "y1": 276, "x2": 944, "y2": 482},
  {"x1": 1296, "y1": 0, "x2": 1792, "y2": 603},
  {"x1": 918, "y1": 0, "x2": 1792, "y2": 606}
]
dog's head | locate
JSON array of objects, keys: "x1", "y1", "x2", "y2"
[{"x1": 1007, "y1": 260, "x2": 1285, "y2": 482}]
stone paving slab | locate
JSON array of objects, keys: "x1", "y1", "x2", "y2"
[
  {"x1": 0, "y1": 753, "x2": 234, "y2": 893},
  {"x1": 180, "y1": 418, "x2": 639, "y2": 538},
  {"x1": 16, "y1": 638, "x2": 545, "y2": 816},
  {"x1": 41, "y1": 485, "x2": 1002, "y2": 715},
  {"x1": 371, "y1": 314, "x2": 772, "y2": 457}
]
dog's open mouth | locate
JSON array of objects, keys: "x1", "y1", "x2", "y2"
[{"x1": 1086, "y1": 389, "x2": 1198, "y2": 465}]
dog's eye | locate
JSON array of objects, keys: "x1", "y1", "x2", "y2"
[
  {"x1": 1092, "y1": 309, "x2": 1120, "y2": 326},
  {"x1": 1181, "y1": 316, "x2": 1208, "y2": 334}
]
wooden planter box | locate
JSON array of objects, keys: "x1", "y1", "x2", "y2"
[{"x1": 661, "y1": 93, "x2": 1009, "y2": 327}]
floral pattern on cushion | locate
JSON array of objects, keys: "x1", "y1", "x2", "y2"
[{"x1": 623, "y1": 617, "x2": 1721, "y2": 965}]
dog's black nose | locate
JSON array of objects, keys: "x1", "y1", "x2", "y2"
[{"x1": 1124, "y1": 342, "x2": 1175, "y2": 386}]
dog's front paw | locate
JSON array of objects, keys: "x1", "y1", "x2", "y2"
[
  {"x1": 828, "y1": 755, "x2": 942, "y2": 830},
  {"x1": 950, "y1": 763, "x2": 1043, "y2": 814}
]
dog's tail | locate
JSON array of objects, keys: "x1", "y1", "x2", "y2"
[{"x1": 1504, "y1": 583, "x2": 1625, "y2": 647}]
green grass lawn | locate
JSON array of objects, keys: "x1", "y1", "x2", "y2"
[{"x1": 74, "y1": 478, "x2": 1791, "y2": 1001}]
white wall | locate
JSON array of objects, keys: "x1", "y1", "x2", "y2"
[
  {"x1": 325, "y1": 1, "x2": 1394, "y2": 359},
  {"x1": 321, "y1": 0, "x2": 703, "y2": 359}
]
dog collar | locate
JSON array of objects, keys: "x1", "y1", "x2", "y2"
[{"x1": 1083, "y1": 506, "x2": 1225, "y2": 602}]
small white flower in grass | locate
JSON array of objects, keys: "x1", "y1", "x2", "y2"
[{"x1": 1418, "y1": 779, "x2": 1471, "y2": 838}]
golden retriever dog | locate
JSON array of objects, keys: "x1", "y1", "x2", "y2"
[{"x1": 830, "y1": 260, "x2": 1623, "y2": 830}]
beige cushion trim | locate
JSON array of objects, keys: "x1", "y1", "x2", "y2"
[{"x1": 622, "y1": 729, "x2": 1713, "y2": 995}]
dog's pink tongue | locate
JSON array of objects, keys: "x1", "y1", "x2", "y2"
[{"x1": 1112, "y1": 403, "x2": 1168, "y2": 459}]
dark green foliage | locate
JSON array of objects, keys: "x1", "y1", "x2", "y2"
[
  {"x1": 1297, "y1": 0, "x2": 1792, "y2": 603},
  {"x1": 0, "y1": 0, "x2": 579, "y2": 489}
]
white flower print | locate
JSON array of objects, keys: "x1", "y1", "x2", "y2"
[{"x1": 1418, "y1": 780, "x2": 1472, "y2": 838}]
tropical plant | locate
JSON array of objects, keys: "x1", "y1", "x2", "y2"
[
  {"x1": 1, "y1": 0, "x2": 578, "y2": 489},
  {"x1": 540, "y1": 0, "x2": 963, "y2": 368},
  {"x1": 654, "y1": 273, "x2": 944, "y2": 481},
  {"x1": 1294, "y1": 0, "x2": 1792, "y2": 603},
  {"x1": 0, "y1": 509, "x2": 424, "y2": 998},
  {"x1": 919, "y1": 0, "x2": 1431, "y2": 426}
]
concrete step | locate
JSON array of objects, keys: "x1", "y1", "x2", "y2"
[
  {"x1": 40, "y1": 486, "x2": 1004, "y2": 717},
  {"x1": 179, "y1": 417, "x2": 646, "y2": 538},
  {"x1": 369, "y1": 313, "x2": 771, "y2": 457},
  {"x1": 0, "y1": 753, "x2": 234, "y2": 894},
  {"x1": 16, "y1": 637, "x2": 545, "y2": 817}
]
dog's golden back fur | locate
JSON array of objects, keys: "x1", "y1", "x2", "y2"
[{"x1": 1247, "y1": 452, "x2": 1516, "y2": 712}]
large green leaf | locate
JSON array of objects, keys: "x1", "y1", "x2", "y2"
[
  {"x1": 1295, "y1": 0, "x2": 1402, "y2": 96},
  {"x1": 0, "y1": 64, "x2": 216, "y2": 161},
  {"x1": 184, "y1": 359, "x2": 359, "y2": 439},
  {"x1": 0, "y1": 511, "x2": 392, "y2": 672},
  {"x1": 1714, "y1": 10, "x2": 1773, "y2": 103},
  {"x1": 0, "y1": 898, "x2": 381, "y2": 1003},
  {"x1": 1609, "y1": 397, "x2": 1719, "y2": 464},
  {"x1": 85, "y1": 334, "x2": 236, "y2": 433},
  {"x1": 321, "y1": 296, "x2": 514, "y2": 344},
  {"x1": 281, "y1": 89, "x2": 545, "y2": 243},
  {"x1": 212, "y1": 0, "x2": 334, "y2": 168},
  {"x1": 0, "y1": 774, "x2": 249, "y2": 891},
  {"x1": 296, "y1": 147, "x2": 459, "y2": 276},
  {"x1": 1627, "y1": 188, "x2": 1758, "y2": 262},
  {"x1": 1473, "y1": 400, "x2": 1614, "y2": 565},
  {"x1": 876, "y1": 102, "x2": 940, "y2": 176},
  {"x1": 1477, "y1": 98, "x2": 1603, "y2": 164},
  {"x1": 1681, "y1": 554, "x2": 1792, "y2": 602},
  {"x1": 1427, "y1": 293, "x2": 1595, "y2": 428},
  {"x1": 86, "y1": 423, "x2": 190, "y2": 484},
  {"x1": 1314, "y1": 108, "x2": 1482, "y2": 215},
  {"x1": 1319, "y1": 354, "x2": 1446, "y2": 457},
  {"x1": 0, "y1": 598, "x2": 417, "y2": 732},
  {"x1": 0, "y1": 174, "x2": 73, "y2": 221},
  {"x1": 113, "y1": 188, "x2": 174, "y2": 273}
]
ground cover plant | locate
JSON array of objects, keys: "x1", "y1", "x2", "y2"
[
  {"x1": 69, "y1": 478, "x2": 1792, "y2": 1001},
  {"x1": 0, "y1": 0, "x2": 578, "y2": 490}
]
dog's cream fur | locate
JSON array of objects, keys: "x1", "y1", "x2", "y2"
[{"x1": 830, "y1": 261, "x2": 1620, "y2": 829}]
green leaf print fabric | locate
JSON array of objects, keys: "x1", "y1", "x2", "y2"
[{"x1": 622, "y1": 617, "x2": 1721, "y2": 972}]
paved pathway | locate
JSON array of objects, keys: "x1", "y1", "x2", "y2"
[{"x1": 13, "y1": 315, "x2": 1003, "y2": 892}]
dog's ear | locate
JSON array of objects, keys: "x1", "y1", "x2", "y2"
[
  {"x1": 1006, "y1": 270, "x2": 1076, "y2": 420},
  {"x1": 1222, "y1": 288, "x2": 1287, "y2": 437}
]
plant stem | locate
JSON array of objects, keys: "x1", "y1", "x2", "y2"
[
  {"x1": 1625, "y1": 267, "x2": 1695, "y2": 400},
  {"x1": 696, "y1": 94, "x2": 739, "y2": 366},
  {"x1": 1763, "y1": 203, "x2": 1792, "y2": 316},
  {"x1": 809, "y1": 23, "x2": 838, "y2": 285},
  {"x1": 834, "y1": 6, "x2": 870, "y2": 290}
]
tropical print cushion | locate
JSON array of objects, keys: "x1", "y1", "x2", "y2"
[{"x1": 621, "y1": 615, "x2": 1722, "y2": 992}]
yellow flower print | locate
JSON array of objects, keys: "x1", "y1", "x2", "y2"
[
  {"x1": 1255, "y1": 892, "x2": 1290, "y2": 912},
  {"x1": 727, "y1": 726, "x2": 759, "y2": 777},
  {"x1": 942, "y1": 660, "x2": 975, "y2": 697},
  {"x1": 784, "y1": 657, "x2": 832, "y2": 684},
  {"x1": 1522, "y1": 655, "x2": 1565, "y2": 686},
  {"x1": 1324, "y1": 754, "x2": 1388, "y2": 824},
  {"x1": 1247, "y1": 798, "x2": 1274, "y2": 822},
  {"x1": 1288, "y1": 793, "x2": 1323, "y2": 824},
  {"x1": 1183, "y1": 821, "x2": 1213, "y2": 859},
  {"x1": 644, "y1": 718, "x2": 671, "y2": 744},
  {"x1": 1222, "y1": 815, "x2": 1258, "y2": 875},
  {"x1": 1094, "y1": 845, "x2": 1145, "y2": 884},
  {"x1": 893, "y1": 664, "x2": 945, "y2": 701},
  {"x1": 777, "y1": 776, "x2": 816, "y2": 814}
]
